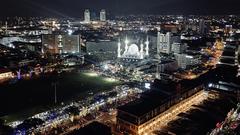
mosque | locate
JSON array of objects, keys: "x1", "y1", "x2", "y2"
[{"x1": 117, "y1": 36, "x2": 149, "y2": 61}]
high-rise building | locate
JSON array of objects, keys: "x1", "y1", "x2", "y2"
[
  {"x1": 175, "y1": 53, "x2": 201, "y2": 69},
  {"x1": 199, "y1": 19, "x2": 206, "y2": 35},
  {"x1": 175, "y1": 54, "x2": 187, "y2": 69},
  {"x1": 84, "y1": 9, "x2": 91, "y2": 23},
  {"x1": 100, "y1": 9, "x2": 106, "y2": 22},
  {"x1": 171, "y1": 43, "x2": 187, "y2": 54},
  {"x1": 172, "y1": 43, "x2": 182, "y2": 54},
  {"x1": 157, "y1": 32, "x2": 172, "y2": 54}
]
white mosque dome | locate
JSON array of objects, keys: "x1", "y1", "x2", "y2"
[{"x1": 125, "y1": 44, "x2": 140, "y2": 57}]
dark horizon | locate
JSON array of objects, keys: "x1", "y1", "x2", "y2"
[{"x1": 1, "y1": 0, "x2": 240, "y2": 18}]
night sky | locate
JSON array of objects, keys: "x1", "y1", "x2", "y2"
[{"x1": 1, "y1": 0, "x2": 240, "y2": 17}]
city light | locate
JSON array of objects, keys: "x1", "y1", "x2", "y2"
[
  {"x1": 104, "y1": 64, "x2": 109, "y2": 70},
  {"x1": 104, "y1": 78, "x2": 117, "y2": 83},
  {"x1": 145, "y1": 83, "x2": 150, "y2": 89},
  {"x1": 84, "y1": 72, "x2": 98, "y2": 77},
  {"x1": 67, "y1": 29, "x2": 73, "y2": 35},
  {"x1": 125, "y1": 38, "x2": 129, "y2": 45},
  {"x1": 208, "y1": 83, "x2": 213, "y2": 87},
  {"x1": 185, "y1": 55, "x2": 193, "y2": 59},
  {"x1": 0, "y1": 3, "x2": 239, "y2": 135}
]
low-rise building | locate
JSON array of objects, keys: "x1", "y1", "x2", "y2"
[
  {"x1": 86, "y1": 40, "x2": 117, "y2": 54},
  {"x1": 0, "y1": 68, "x2": 13, "y2": 81},
  {"x1": 42, "y1": 34, "x2": 81, "y2": 54},
  {"x1": 116, "y1": 77, "x2": 206, "y2": 135}
]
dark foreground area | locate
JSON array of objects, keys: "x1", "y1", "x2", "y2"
[{"x1": 0, "y1": 71, "x2": 120, "y2": 121}]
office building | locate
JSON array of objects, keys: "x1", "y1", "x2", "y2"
[
  {"x1": 84, "y1": 9, "x2": 91, "y2": 23},
  {"x1": 157, "y1": 32, "x2": 172, "y2": 54},
  {"x1": 175, "y1": 53, "x2": 187, "y2": 69},
  {"x1": 100, "y1": 9, "x2": 106, "y2": 21},
  {"x1": 42, "y1": 34, "x2": 81, "y2": 54},
  {"x1": 175, "y1": 53, "x2": 201, "y2": 69},
  {"x1": 199, "y1": 19, "x2": 206, "y2": 35},
  {"x1": 171, "y1": 43, "x2": 187, "y2": 54}
]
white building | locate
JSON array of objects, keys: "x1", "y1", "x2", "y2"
[
  {"x1": 171, "y1": 43, "x2": 187, "y2": 54},
  {"x1": 100, "y1": 9, "x2": 106, "y2": 22},
  {"x1": 157, "y1": 32, "x2": 172, "y2": 54},
  {"x1": 117, "y1": 37, "x2": 149, "y2": 61},
  {"x1": 84, "y1": 9, "x2": 91, "y2": 23},
  {"x1": 175, "y1": 54, "x2": 201, "y2": 69}
]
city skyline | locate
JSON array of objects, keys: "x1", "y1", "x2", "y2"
[
  {"x1": 1, "y1": 0, "x2": 240, "y2": 17},
  {"x1": 0, "y1": 1, "x2": 240, "y2": 135}
]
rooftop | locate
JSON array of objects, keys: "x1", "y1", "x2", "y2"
[{"x1": 118, "y1": 90, "x2": 170, "y2": 117}]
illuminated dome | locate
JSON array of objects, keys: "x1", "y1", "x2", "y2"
[
  {"x1": 118, "y1": 37, "x2": 149, "y2": 60},
  {"x1": 124, "y1": 44, "x2": 140, "y2": 57}
]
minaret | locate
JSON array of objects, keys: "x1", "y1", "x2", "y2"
[
  {"x1": 124, "y1": 36, "x2": 129, "y2": 54},
  {"x1": 117, "y1": 38, "x2": 121, "y2": 58},
  {"x1": 140, "y1": 41, "x2": 144, "y2": 59},
  {"x1": 156, "y1": 65, "x2": 160, "y2": 79},
  {"x1": 156, "y1": 59, "x2": 163, "y2": 80},
  {"x1": 145, "y1": 36, "x2": 149, "y2": 56}
]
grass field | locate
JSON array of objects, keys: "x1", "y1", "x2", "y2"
[{"x1": 0, "y1": 70, "x2": 121, "y2": 122}]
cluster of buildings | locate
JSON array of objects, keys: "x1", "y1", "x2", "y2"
[
  {"x1": 0, "y1": 15, "x2": 239, "y2": 79},
  {"x1": 0, "y1": 14, "x2": 239, "y2": 135},
  {"x1": 157, "y1": 31, "x2": 200, "y2": 69}
]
